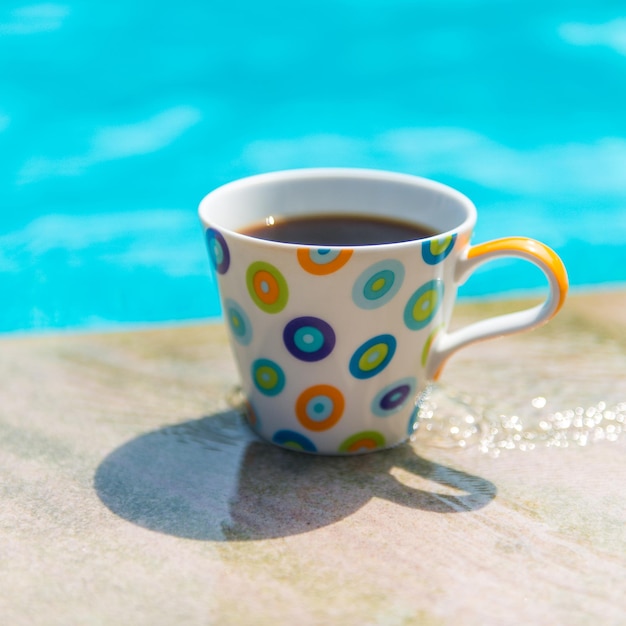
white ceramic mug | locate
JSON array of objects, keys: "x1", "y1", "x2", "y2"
[{"x1": 198, "y1": 169, "x2": 568, "y2": 455}]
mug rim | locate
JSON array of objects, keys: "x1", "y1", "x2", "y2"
[{"x1": 198, "y1": 167, "x2": 477, "y2": 250}]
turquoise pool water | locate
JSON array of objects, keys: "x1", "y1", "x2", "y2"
[{"x1": 1, "y1": 1, "x2": 625, "y2": 333}]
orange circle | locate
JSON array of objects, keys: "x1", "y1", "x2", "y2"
[
  {"x1": 297, "y1": 248, "x2": 353, "y2": 275},
  {"x1": 295, "y1": 384, "x2": 345, "y2": 431},
  {"x1": 252, "y1": 270, "x2": 280, "y2": 304},
  {"x1": 244, "y1": 401, "x2": 257, "y2": 427}
]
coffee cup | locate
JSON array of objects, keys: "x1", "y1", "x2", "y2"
[{"x1": 198, "y1": 168, "x2": 568, "y2": 455}]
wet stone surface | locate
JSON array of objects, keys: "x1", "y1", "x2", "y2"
[{"x1": 0, "y1": 292, "x2": 625, "y2": 625}]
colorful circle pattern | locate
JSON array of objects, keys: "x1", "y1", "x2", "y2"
[
  {"x1": 296, "y1": 384, "x2": 345, "y2": 431},
  {"x1": 251, "y1": 358, "x2": 286, "y2": 396},
  {"x1": 244, "y1": 400, "x2": 260, "y2": 429},
  {"x1": 206, "y1": 228, "x2": 230, "y2": 274},
  {"x1": 352, "y1": 259, "x2": 405, "y2": 309},
  {"x1": 349, "y1": 334, "x2": 397, "y2": 379},
  {"x1": 224, "y1": 298, "x2": 253, "y2": 345},
  {"x1": 246, "y1": 261, "x2": 289, "y2": 314},
  {"x1": 298, "y1": 247, "x2": 353, "y2": 275},
  {"x1": 339, "y1": 431, "x2": 386, "y2": 454},
  {"x1": 404, "y1": 279, "x2": 444, "y2": 331},
  {"x1": 219, "y1": 218, "x2": 463, "y2": 454},
  {"x1": 407, "y1": 404, "x2": 420, "y2": 435},
  {"x1": 283, "y1": 316, "x2": 336, "y2": 362},
  {"x1": 272, "y1": 429, "x2": 317, "y2": 453},
  {"x1": 421, "y1": 324, "x2": 443, "y2": 367},
  {"x1": 371, "y1": 377, "x2": 417, "y2": 417},
  {"x1": 422, "y1": 234, "x2": 457, "y2": 265}
]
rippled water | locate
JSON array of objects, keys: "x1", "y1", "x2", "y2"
[{"x1": 1, "y1": 1, "x2": 626, "y2": 332}]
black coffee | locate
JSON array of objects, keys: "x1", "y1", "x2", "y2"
[{"x1": 239, "y1": 214, "x2": 437, "y2": 246}]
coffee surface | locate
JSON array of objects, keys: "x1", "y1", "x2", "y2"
[{"x1": 239, "y1": 214, "x2": 437, "y2": 246}]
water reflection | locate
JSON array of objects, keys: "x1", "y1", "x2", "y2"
[
  {"x1": 419, "y1": 387, "x2": 625, "y2": 457},
  {"x1": 94, "y1": 411, "x2": 496, "y2": 541}
]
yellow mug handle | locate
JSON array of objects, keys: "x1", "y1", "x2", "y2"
[{"x1": 428, "y1": 237, "x2": 569, "y2": 380}]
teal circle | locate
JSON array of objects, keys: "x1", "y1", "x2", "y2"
[
  {"x1": 349, "y1": 334, "x2": 397, "y2": 379},
  {"x1": 352, "y1": 260, "x2": 405, "y2": 310},
  {"x1": 294, "y1": 326, "x2": 325, "y2": 353},
  {"x1": 407, "y1": 404, "x2": 420, "y2": 435},
  {"x1": 251, "y1": 359, "x2": 286, "y2": 396},
  {"x1": 272, "y1": 430, "x2": 317, "y2": 452},
  {"x1": 364, "y1": 269, "x2": 395, "y2": 299},
  {"x1": 403, "y1": 280, "x2": 444, "y2": 331},
  {"x1": 212, "y1": 242, "x2": 223, "y2": 264},
  {"x1": 224, "y1": 298, "x2": 253, "y2": 346},
  {"x1": 422, "y1": 234, "x2": 457, "y2": 265}
]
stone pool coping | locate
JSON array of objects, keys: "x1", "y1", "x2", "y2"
[{"x1": 1, "y1": 291, "x2": 624, "y2": 625}]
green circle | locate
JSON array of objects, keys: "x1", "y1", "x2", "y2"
[
  {"x1": 251, "y1": 359, "x2": 285, "y2": 396},
  {"x1": 404, "y1": 280, "x2": 444, "y2": 331},
  {"x1": 411, "y1": 291, "x2": 438, "y2": 322},
  {"x1": 339, "y1": 430, "x2": 386, "y2": 454},
  {"x1": 430, "y1": 236, "x2": 453, "y2": 256},
  {"x1": 246, "y1": 261, "x2": 289, "y2": 314},
  {"x1": 358, "y1": 344, "x2": 389, "y2": 372}
]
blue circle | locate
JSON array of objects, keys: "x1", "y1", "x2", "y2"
[
  {"x1": 371, "y1": 377, "x2": 417, "y2": 417},
  {"x1": 404, "y1": 280, "x2": 444, "y2": 331},
  {"x1": 251, "y1": 359, "x2": 286, "y2": 396},
  {"x1": 352, "y1": 260, "x2": 405, "y2": 310},
  {"x1": 272, "y1": 430, "x2": 317, "y2": 453},
  {"x1": 407, "y1": 404, "x2": 420, "y2": 435},
  {"x1": 283, "y1": 316, "x2": 336, "y2": 362},
  {"x1": 349, "y1": 334, "x2": 397, "y2": 379},
  {"x1": 206, "y1": 228, "x2": 230, "y2": 274},
  {"x1": 224, "y1": 299, "x2": 253, "y2": 346},
  {"x1": 422, "y1": 234, "x2": 457, "y2": 265}
]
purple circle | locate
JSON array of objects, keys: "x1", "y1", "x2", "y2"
[
  {"x1": 206, "y1": 228, "x2": 230, "y2": 274},
  {"x1": 380, "y1": 384, "x2": 411, "y2": 410},
  {"x1": 283, "y1": 316, "x2": 336, "y2": 362},
  {"x1": 371, "y1": 376, "x2": 417, "y2": 417}
]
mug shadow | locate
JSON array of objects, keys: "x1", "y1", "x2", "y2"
[{"x1": 94, "y1": 411, "x2": 497, "y2": 541}]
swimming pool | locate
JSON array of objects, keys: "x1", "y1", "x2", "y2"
[{"x1": 1, "y1": 1, "x2": 625, "y2": 333}]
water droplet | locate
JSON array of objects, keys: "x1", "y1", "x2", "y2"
[{"x1": 531, "y1": 396, "x2": 547, "y2": 409}]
